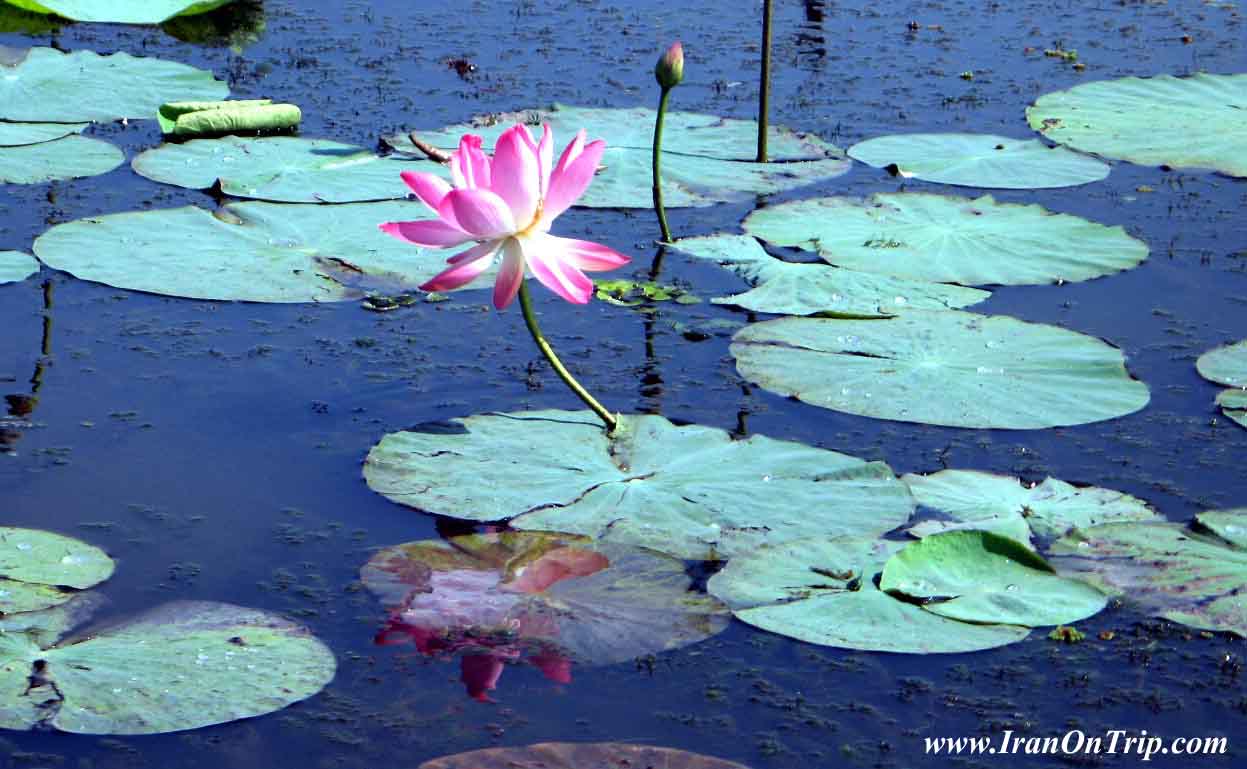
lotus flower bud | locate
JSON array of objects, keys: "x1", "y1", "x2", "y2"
[{"x1": 655, "y1": 42, "x2": 684, "y2": 89}]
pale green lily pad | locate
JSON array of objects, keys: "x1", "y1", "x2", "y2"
[
  {"x1": 669, "y1": 234, "x2": 989, "y2": 316},
  {"x1": 879, "y1": 530, "x2": 1107, "y2": 627},
  {"x1": 32, "y1": 200, "x2": 482, "y2": 303},
  {"x1": 1216, "y1": 389, "x2": 1247, "y2": 428},
  {"x1": 363, "y1": 410, "x2": 914, "y2": 560},
  {"x1": 903, "y1": 470, "x2": 1161, "y2": 544},
  {"x1": 731, "y1": 312, "x2": 1151, "y2": 429},
  {"x1": 0, "y1": 527, "x2": 114, "y2": 614},
  {"x1": 0, "y1": 600, "x2": 335, "y2": 734},
  {"x1": 0, "y1": 121, "x2": 84, "y2": 147},
  {"x1": 0, "y1": 593, "x2": 105, "y2": 648},
  {"x1": 1197, "y1": 340, "x2": 1247, "y2": 387},
  {"x1": 0, "y1": 135, "x2": 123, "y2": 183},
  {"x1": 707, "y1": 537, "x2": 1030, "y2": 653},
  {"x1": 132, "y1": 136, "x2": 422, "y2": 203},
  {"x1": 157, "y1": 99, "x2": 298, "y2": 136},
  {"x1": 1051, "y1": 512, "x2": 1247, "y2": 636},
  {"x1": 1027, "y1": 73, "x2": 1247, "y2": 177},
  {"x1": 386, "y1": 105, "x2": 851, "y2": 208},
  {"x1": 0, "y1": 48, "x2": 227, "y2": 122},
  {"x1": 4, "y1": 0, "x2": 232, "y2": 23},
  {"x1": 742, "y1": 193, "x2": 1148, "y2": 286},
  {"x1": 0, "y1": 251, "x2": 37, "y2": 283},
  {"x1": 848, "y1": 133, "x2": 1109, "y2": 189}
]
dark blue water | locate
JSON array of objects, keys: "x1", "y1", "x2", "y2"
[{"x1": 1, "y1": 0, "x2": 1245, "y2": 766}]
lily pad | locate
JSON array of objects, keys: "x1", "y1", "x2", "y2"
[
  {"x1": 707, "y1": 537, "x2": 1030, "y2": 653},
  {"x1": 742, "y1": 193, "x2": 1148, "y2": 286},
  {"x1": 848, "y1": 133, "x2": 1109, "y2": 188},
  {"x1": 1051, "y1": 512, "x2": 1247, "y2": 636},
  {"x1": 3, "y1": 0, "x2": 233, "y2": 24},
  {"x1": 0, "y1": 48, "x2": 228, "y2": 122},
  {"x1": 0, "y1": 135, "x2": 123, "y2": 183},
  {"x1": 1027, "y1": 73, "x2": 1247, "y2": 177},
  {"x1": 419, "y1": 742, "x2": 753, "y2": 769},
  {"x1": 0, "y1": 251, "x2": 37, "y2": 284},
  {"x1": 1216, "y1": 389, "x2": 1247, "y2": 429},
  {"x1": 0, "y1": 527, "x2": 113, "y2": 614},
  {"x1": 386, "y1": 105, "x2": 852, "y2": 208},
  {"x1": 0, "y1": 593, "x2": 105, "y2": 648},
  {"x1": 731, "y1": 312, "x2": 1151, "y2": 429},
  {"x1": 669, "y1": 233, "x2": 989, "y2": 316},
  {"x1": 903, "y1": 470, "x2": 1161, "y2": 544},
  {"x1": 1197, "y1": 340, "x2": 1247, "y2": 387},
  {"x1": 0, "y1": 121, "x2": 84, "y2": 147},
  {"x1": 363, "y1": 410, "x2": 914, "y2": 560},
  {"x1": 157, "y1": 100, "x2": 300, "y2": 136},
  {"x1": 879, "y1": 530, "x2": 1107, "y2": 627},
  {"x1": 0, "y1": 600, "x2": 335, "y2": 734},
  {"x1": 132, "y1": 136, "x2": 422, "y2": 203},
  {"x1": 32, "y1": 200, "x2": 480, "y2": 303}
]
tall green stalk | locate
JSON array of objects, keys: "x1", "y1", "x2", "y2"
[
  {"x1": 652, "y1": 86, "x2": 674, "y2": 244},
  {"x1": 757, "y1": 0, "x2": 773, "y2": 162}
]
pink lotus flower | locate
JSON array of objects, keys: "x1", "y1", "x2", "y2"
[{"x1": 381, "y1": 124, "x2": 630, "y2": 309}]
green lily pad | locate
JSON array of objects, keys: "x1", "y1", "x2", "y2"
[
  {"x1": 0, "y1": 527, "x2": 114, "y2": 614},
  {"x1": 363, "y1": 410, "x2": 914, "y2": 560},
  {"x1": 848, "y1": 133, "x2": 1109, "y2": 188},
  {"x1": 879, "y1": 530, "x2": 1108, "y2": 627},
  {"x1": 1216, "y1": 389, "x2": 1247, "y2": 429},
  {"x1": 0, "y1": 135, "x2": 123, "y2": 183},
  {"x1": 669, "y1": 234, "x2": 989, "y2": 316},
  {"x1": 3, "y1": 0, "x2": 232, "y2": 24},
  {"x1": 0, "y1": 593, "x2": 105, "y2": 648},
  {"x1": 742, "y1": 193, "x2": 1148, "y2": 286},
  {"x1": 157, "y1": 100, "x2": 299, "y2": 136},
  {"x1": 0, "y1": 600, "x2": 335, "y2": 734},
  {"x1": 160, "y1": 0, "x2": 265, "y2": 50},
  {"x1": 731, "y1": 312, "x2": 1151, "y2": 429},
  {"x1": 132, "y1": 136, "x2": 422, "y2": 203},
  {"x1": 593, "y1": 278, "x2": 694, "y2": 307},
  {"x1": 32, "y1": 200, "x2": 480, "y2": 303},
  {"x1": 0, "y1": 251, "x2": 37, "y2": 284},
  {"x1": 1051, "y1": 512, "x2": 1247, "y2": 636},
  {"x1": 1027, "y1": 73, "x2": 1247, "y2": 177},
  {"x1": 707, "y1": 537, "x2": 1030, "y2": 653},
  {"x1": 903, "y1": 470, "x2": 1161, "y2": 544},
  {"x1": 0, "y1": 4, "x2": 61, "y2": 33},
  {"x1": 420, "y1": 743, "x2": 753, "y2": 769},
  {"x1": 0, "y1": 48, "x2": 228, "y2": 122},
  {"x1": 1197, "y1": 340, "x2": 1247, "y2": 387},
  {"x1": 0, "y1": 121, "x2": 85, "y2": 147},
  {"x1": 386, "y1": 105, "x2": 852, "y2": 208}
]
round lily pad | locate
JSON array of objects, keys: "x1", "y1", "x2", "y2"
[
  {"x1": 847, "y1": 133, "x2": 1109, "y2": 188},
  {"x1": 879, "y1": 530, "x2": 1107, "y2": 627},
  {"x1": 32, "y1": 200, "x2": 478, "y2": 303},
  {"x1": 0, "y1": 251, "x2": 37, "y2": 284},
  {"x1": 0, "y1": 600, "x2": 335, "y2": 734},
  {"x1": 731, "y1": 312, "x2": 1151, "y2": 429},
  {"x1": 742, "y1": 193, "x2": 1148, "y2": 286},
  {"x1": 1027, "y1": 73, "x2": 1247, "y2": 177},
  {"x1": 0, "y1": 47, "x2": 228, "y2": 122},
  {"x1": 1197, "y1": 340, "x2": 1247, "y2": 387},
  {"x1": 419, "y1": 742, "x2": 753, "y2": 769},
  {"x1": 386, "y1": 105, "x2": 851, "y2": 208},
  {"x1": 132, "y1": 136, "x2": 419, "y2": 203},
  {"x1": 0, "y1": 135, "x2": 123, "y2": 183},
  {"x1": 707, "y1": 537, "x2": 1031, "y2": 653},
  {"x1": 4, "y1": 0, "x2": 232, "y2": 23},
  {"x1": 669, "y1": 233, "x2": 989, "y2": 316},
  {"x1": 0, "y1": 121, "x2": 85, "y2": 147},
  {"x1": 0, "y1": 527, "x2": 113, "y2": 614},
  {"x1": 903, "y1": 470, "x2": 1161, "y2": 544},
  {"x1": 363, "y1": 410, "x2": 914, "y2": 560}
]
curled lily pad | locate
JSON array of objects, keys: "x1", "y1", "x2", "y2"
[
  {"x1": 0, "y1": 48, "x2": 228, "y2": 122},
  {"x1": 731, "y1": 312, "x2": 1151, "y2": 429},
  {"x1": 1027, "y1": 73, "x2": 1247, "y2": 177},
  {"x1": 0, "y1": 121, "x2": 85, "y2": 147},
  {"x1": 132, "y1": 136, "x2": 419, "y2": 203},
  {"x1": 419, "y1": 742, "x2": 753, "y2": 769},
  {"x1": 0, "y1": 527, "x2": 113, "y2": 614},
  {"x1": 363, "y1": 410, "x2": 914, "y2": 560},
  {"x1": 707, "y1": 537, "x2": 1030, "y2": 653},
  {"x1": 879, "y1": 530, "x2": 1107, "y2": 627},
  {"x1": 903, "y1": 470, "x2": 1161, "y2": 544},
  {"x1": 0, "y1": 600, "x2": 335, "y2": 734},
  {"x1": 387, "y1": 105, "x2": 851, "y2": 208},
  {"x1": 157, "y1": 99, "x2": 300, "y2": 136},
  {"x1": 669, "y1": 234, "x2": 989, "y2": 316},
  {"x1": 3, "y1": 0, "x2": 232, "y2": 23},
  {"x1": 0, "y1": 251, "x2": 37, "y2": 284},
  {"x1": 0, "y1": 135, "x2": 123, "y2": 183},
  {"x1": 32, "y1": 200, "x2": 479, "y2": 303},
  {"x1": 848, "y1": 133, "x2": 1109, "y2": 188},
  {"x1": 742, "y1": 193, "x2": 1148, "y2": 286}
]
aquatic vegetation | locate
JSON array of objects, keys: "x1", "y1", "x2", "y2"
[
  {"x1": 0, "y1": 252, "x2": 37, "y2": 284},
  {"x1": 1197, "y1": 341, "x2": 1247, "y2": 429},
  {"x1": 156, "y1": 99, "x2": 301, "y2": 136},
  {"x1": 652, "y1": 41, "x2": 684, "y2": 241},
  {"x1": 0, "y1": 527, "x2": 113, "y2": 613},
  {"x1": 0, "y1": 135, "x2": 122, "y2": 183},
  {"x1": 2, "y1": 0, "x2": 233, "y2": 23}
]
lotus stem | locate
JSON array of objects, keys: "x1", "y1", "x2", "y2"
[
  {"x1": 652, "y1": 86, "x2": 674, "y2": 244},
  {"x1": 518, "y1": 279, "x2": 618, "y2": 433},
  {"x1": 757, "y1": 0, "x2": 772, "y2": 163}
]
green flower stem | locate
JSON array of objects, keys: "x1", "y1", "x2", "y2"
[
  {"x1": 518, "y1": 279, "x2": 618, "y2": 433},
  {"x1": 757, "y1": 0, "x2": 772, "y2": 162},
  {"x1": 652, "y1": 85, "x2": 674, "y2": 243}
]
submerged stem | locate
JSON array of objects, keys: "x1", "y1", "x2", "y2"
[
  {"x1": 518, "y1": 280, "x2": 618, "y2": 433},
  {"x1": 652, "y1": 86, "x2": 673, "y2": 244},
  {"x1": 757, "y1": 0, "x2": 772, "y2": 162}
]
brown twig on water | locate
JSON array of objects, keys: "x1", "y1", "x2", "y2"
[{"x1": 407, "y1": 132, "x2": 451, "y2": 163}]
